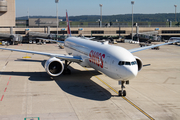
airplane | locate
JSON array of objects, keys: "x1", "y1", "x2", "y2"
[
  {"x1": 0, "y1": 11, "x2": 178, "y2": 97},
  {"x1": 168, "y1": 37, "x2": 180, "y2": 45}
]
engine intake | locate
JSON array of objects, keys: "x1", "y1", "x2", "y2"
[
  {"x1": 134, "y1": 56, "x2": 143, "y2": 71},
  {"x1": 45, "y1": 57, "x2": 64, "y2": 76}
]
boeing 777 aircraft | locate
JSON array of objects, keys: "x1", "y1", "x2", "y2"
[{"x1": 0, "y1": 11, "x2": 178, "y2": 96}]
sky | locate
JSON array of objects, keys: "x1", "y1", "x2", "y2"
[{"x1": 16, "y1": 0, "x2": 180, "y2": 17}]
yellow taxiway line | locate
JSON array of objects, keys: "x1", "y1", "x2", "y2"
[{"x1": 84, "y1": 67, "x2": 155, "y2": 120}]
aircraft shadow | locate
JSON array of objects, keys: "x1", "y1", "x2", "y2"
[
  {"x1": 15, "y1": 59, "x2": 46, "y2": 68},
  {"x1": 2, "y1": 59, "x2": 111, "y2": 101},
  {"x1": 54, "y1": 67, "x2": 111, "y2": 101}
]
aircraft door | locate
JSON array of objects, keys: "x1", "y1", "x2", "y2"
[{"x1": 104, "y1": 56, "x2": 110, "y2": 69}]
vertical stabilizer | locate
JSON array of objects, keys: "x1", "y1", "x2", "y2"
[{"x1": 66, "y1": 10, "x2": 71, "y2": 37}]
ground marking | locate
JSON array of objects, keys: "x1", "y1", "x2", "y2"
[{"x1": 84, "y1": 67, "x2": 155, "y2": 120}]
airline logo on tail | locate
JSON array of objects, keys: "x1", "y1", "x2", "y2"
[{"x1": 66, "y1": 10, "x2": 71, "y2": 37}]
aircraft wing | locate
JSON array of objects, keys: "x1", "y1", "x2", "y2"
[
  {"x1": 0, "y1": 47, "x2": 82, "y2": 62},
  {"x1": 37, "y1": 38, "x2": 64, "y2": 43},
  {"x1": 84, "y1": 37, "x2": 95, "y2": 40},
  {"x1": 129, "y1": 41, "x2": 176, "y2": 53}
]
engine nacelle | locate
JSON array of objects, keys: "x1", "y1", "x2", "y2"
[
  {"x1": 134, "y1": 56, "x2": 143, "y2": 71},
  {"x1": 45, "y1": 57, "x2": 64, "y2": 76}
]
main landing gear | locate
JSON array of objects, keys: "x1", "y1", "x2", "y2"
[
  {"x1": 118, "y1": 81, "x2": 129, "y2": 97},
  {"x1": 63, "y1": 60, "x2": 72, "y2": 75}
]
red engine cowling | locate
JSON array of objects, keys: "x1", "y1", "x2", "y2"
[
  {"x1": 134, "y1": 56, "x2": 143, "y2": 71},
  {"x1": 45, "y1": 57, "x2": 64, "y2": 76}
]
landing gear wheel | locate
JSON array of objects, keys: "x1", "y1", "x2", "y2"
[
  {"x1": 118, "y1": 81, "x2": 127, "y2": 97},
  {"x1": 118, "y1": 90, "x2": 122, "y2": 96},
  {"x1": 123, "y1": 90, "x2": 126, "y2": 96},
  {"x1": 118, "y1": 90, "x2": 126, "y2": 96}
]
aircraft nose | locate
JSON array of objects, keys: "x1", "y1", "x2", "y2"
[{"x1": 124, "y1": 66, "x2": 138, "y2": 80}]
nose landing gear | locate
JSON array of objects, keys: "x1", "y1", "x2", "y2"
[{"x1": 118, "y1": 81, "x2": 129, "y2": 96}]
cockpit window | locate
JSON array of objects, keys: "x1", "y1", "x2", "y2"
[
  {"x1": 126, "y1": 62, "x2": 131, "y2": 65},
  {"x1": 118, "y1": 61, "x2": 124, "y2": 65},
  {"x1": 118, "y1": 61, "x2": 137, "y2": 66},
  {"x1": 131, "y1": 61, "x2": 137, "y2": 65}
]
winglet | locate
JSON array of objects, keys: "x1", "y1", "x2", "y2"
[{"x1": 66, "y1": 10, "x2": 71, "y2": 37}]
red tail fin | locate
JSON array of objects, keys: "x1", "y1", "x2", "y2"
[{"x1": 66, "y1": 10, "x2": 71, "y2": 37}]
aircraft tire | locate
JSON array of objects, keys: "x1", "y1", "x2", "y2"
[
  {"x1": 118, "y1": 90, "x2": 122, "y2": 96},
  {"x1": 123, "y1": 90, "x2": 126, "y2": 96},
  {"x1": 118, "y1": 90, "x2": 126, "y2": 96}
]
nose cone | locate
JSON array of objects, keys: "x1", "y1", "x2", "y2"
[{"x1": 123, "y1": 66, "x2": 138, "y2": 80}]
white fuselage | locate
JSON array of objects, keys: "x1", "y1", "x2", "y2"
[{"x1": 64, "y1": 37, "x2": 138, "y2": 81}]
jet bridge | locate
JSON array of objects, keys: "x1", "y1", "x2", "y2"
[
  {"x1": 0, "y1": 33, "x2": 22, "y2": 45},
  {"x1": 28, "y1": 32, "x2": 67, "y2": 44},
  {"x1": 28, "y1": 32, "x2": 50, "y2": 38},
  {"x1": 28, "y1": 32, "x2": 57, "y2": 43},
  {"x1": 132, "y1": 23, "x2": 161, "y2": 42},
  {"x1": 137, "y1": 31, "x2": 161, "y2": 42}
]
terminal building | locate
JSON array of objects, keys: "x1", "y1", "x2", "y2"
[
  {"x1": 0, "y1": 0, "x2": 15, "y2": 27},
  {"x1": 0, "y1": 0, "x2": 180, "y2": 42}
]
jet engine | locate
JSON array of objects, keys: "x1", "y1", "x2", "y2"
[
  {"x1": 134, "y1": 56, "x2": 143, "y2": 71},
  {"x1": 45, "y1": 57, "x2": 64, "y2": 76}
]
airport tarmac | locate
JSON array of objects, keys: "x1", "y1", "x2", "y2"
[{"x1": 0, "y1": 42, "x2": 179, "y2": 120}]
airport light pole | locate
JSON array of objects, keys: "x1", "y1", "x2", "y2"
[
  {"x1": 99, "y1": 4, "x2": 103, "y2": 27},
  {"x1": 174, "y1": 5, "x2": 177, "y2": 22},
  {"x1": 131, "y1": 1, "x2": 134, "y2": 40},
  {"x1": 55, "y1": 0, "x2": 59, "y2": 40},
  {"x1": 27, "y1": 8, "x2": 29, "y2": 20}
]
